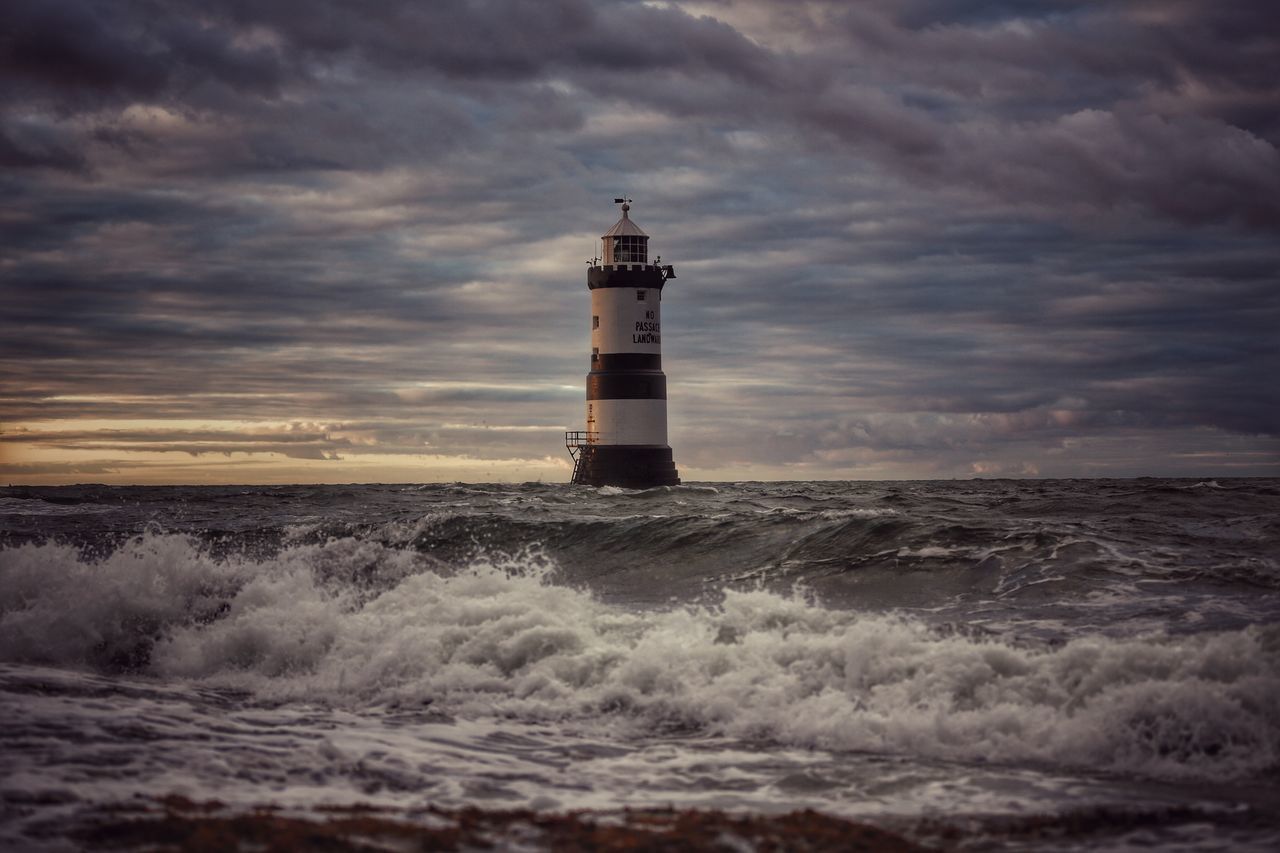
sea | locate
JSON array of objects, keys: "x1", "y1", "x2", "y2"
[{"x1": 1, "y1": 478, "x2": 1278, "y2": 850}]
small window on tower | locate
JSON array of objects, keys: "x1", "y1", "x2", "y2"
[
  {"x1": 592, "y1": 315, "x2": 599, "y2": 329},
  {"x1": 636, "y1": 289, "x2": 646, "y2": 301}
]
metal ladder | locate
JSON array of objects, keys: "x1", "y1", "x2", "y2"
[{"x1": 564, "y1": 431, "x2": 597, "y2": 483}]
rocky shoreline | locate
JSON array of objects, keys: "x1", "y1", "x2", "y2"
[{"x1": 72, "y1": 797, "x2": 928, "y2": 851}]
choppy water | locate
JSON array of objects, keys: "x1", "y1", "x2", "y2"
[{"x1": 2, "y1": 479, "x2": 1278, "y2": 849}]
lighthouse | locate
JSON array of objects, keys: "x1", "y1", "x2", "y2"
[{"x1": 566, "y1": 200, "x2": 680, "y2": 488}]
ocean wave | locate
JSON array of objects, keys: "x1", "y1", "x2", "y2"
[
  {"x1": 5, "y1": 482, "x2": 1278, "y2": 606},
  {"x1": 0, "y1": 496, "x2": 115, "y2": 517},
  {"x1": 2, "y1": 533, "x2": 1277, "y2": 783},
  {"x1": 596, "y1": 484, "x2": 721, "y2": 498},
  {"x1": 818, "y1": 508, "x2": 898, "y2": 520}
]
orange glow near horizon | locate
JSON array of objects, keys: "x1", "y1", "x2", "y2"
[{"x1": 0, "y1": 418, "x2": 574, "y2": 486}]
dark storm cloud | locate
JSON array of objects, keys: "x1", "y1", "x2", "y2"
[
  {"x1": 760, "y1": 0, "x2": 1280, "y2": 227},
  {"x1": 6, "y1": 1, "x2": 1279, "y2": 219},
  {"x1": 1, "y1": 0, "x2": 1278, "y2": 480},
  {"x1": 1, "y1": 0, "x2": 289, "y2": 105},
  {"x1": 0, "y1": 115, "x2": 87, "y2": 171}
]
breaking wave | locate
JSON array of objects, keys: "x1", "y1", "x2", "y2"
[{"x1": 2, "y1": 531, "x2": 1277, "y2": 783}]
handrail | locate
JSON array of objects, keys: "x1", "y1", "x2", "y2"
[{"x1": 565, "y1": 430, "x2": 598, "y2": 448}]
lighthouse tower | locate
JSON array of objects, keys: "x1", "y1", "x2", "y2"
[{"x1": 566, "y1": 201, "x2": 680, "y2": 488}]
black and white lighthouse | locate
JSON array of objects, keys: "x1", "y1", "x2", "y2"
[{"x1": 566, "y1": 200, "x2": 680, "y2": 488}]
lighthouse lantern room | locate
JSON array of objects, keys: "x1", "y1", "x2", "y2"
[{"x1": 566, "y1": 200, "x2": 680, "y2": 488}]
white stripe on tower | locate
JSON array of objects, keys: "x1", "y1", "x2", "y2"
[{"x1": 589, "y1": 285, "x2": 666, "y2": 446}]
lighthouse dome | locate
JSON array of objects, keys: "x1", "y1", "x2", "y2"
[{"x1": 602, "y1": 203, "x2": 649, "y2": 264}]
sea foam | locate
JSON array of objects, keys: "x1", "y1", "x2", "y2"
[{"x1": 2, "y1": 532, "x2": 1277, "y2": 782}]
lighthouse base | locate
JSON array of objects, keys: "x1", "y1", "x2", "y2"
[{"x1": 571, "y1": 445, "x2": 680, "y2": 489}]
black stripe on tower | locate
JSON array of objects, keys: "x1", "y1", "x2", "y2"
[
  {"x1": 574, "y1": 445, "x2": 680, "y2": 488},
  {"x1": 586, "y1": 372, "x2": 666, "y2": 400},
  {"x1": 588, "y1": 266, "x2": 666, "y2": 290},
  {"x1": 594, "y1": 353, "x2": 661, "y2": 371}
]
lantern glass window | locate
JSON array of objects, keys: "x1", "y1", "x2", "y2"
[{"x1": 611, "y1": 235, "x2": 648, "y2": 264}]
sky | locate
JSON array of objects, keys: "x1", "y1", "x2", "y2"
[{"x1": 1, "y1": 0, "x2": 1278, "y2": 484}]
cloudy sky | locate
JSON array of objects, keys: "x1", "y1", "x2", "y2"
[{"x1": 2, "y1": 0, "x2": 1278, "y2": 484}]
